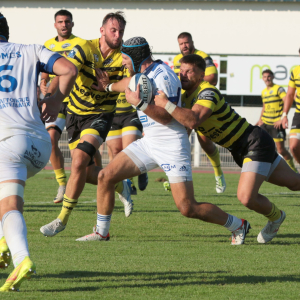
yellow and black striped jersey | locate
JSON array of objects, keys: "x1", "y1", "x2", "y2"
[
  {"x1": 173, "y1": 49, "x2": 217, "y2": 77},
  {"x1": 261, "y1": 85, "x2": 286, "y2": 125},
  {"x1": 289, "y1": 66, "x2": 300, "y2": 113},
  {"x1": 66, "y1": 38, "x2": 124, "y2": 115},
  {"x1": 116, "y1": 69, "x2": 136, "y2": 114},
  {"x1": 44, "y1": 34, "x2": 85, "y2": 102},
  {"x1": 182, "y1": 81, "x2": 249, "y2": 149}
]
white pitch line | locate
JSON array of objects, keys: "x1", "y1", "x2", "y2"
[{"x1": 24, "y1": 199, "x2": 97, "y2": 205}]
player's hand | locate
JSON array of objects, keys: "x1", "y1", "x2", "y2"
[
  {"x1": 256, "y1": 119, "x2": 263, "y2": 126},
  {"x1": 38, "y1": 97, "x2": 61, "y2": 122},
  {"x1": 125, "y1": 84, "x2": 141, "y2": 107},
  {"x1": 274, "y1": 120, "x2": 282, "y2": 129},
  {"x1": 91, "y1": 68, "x2": 109, "y2": 91},
  {"x1": 154, "y1": 90, "x2": 169, "y2": 107},
  {"x1": 281, "y1": 116, "x2": 288, "y2": 129},
  {"x1": 40, "y1": 79, "x2": 48, "y2": 96}
]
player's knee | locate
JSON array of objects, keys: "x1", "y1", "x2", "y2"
[
  {"x1": 177, "y1": 201, "x2": 195, "y2": 218},
  {"x1": 237, "y1": 191, "x2": 253, "y2": 208}
]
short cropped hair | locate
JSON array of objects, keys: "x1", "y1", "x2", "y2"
[
  {"x1": 55, "y1": 10, "x2": 73, "y2": 21},
  {"x1": 0, "y1": 12, "x2": 9, "y2": 40},
  {"x1": 262, "y1": 69, "x2": 274, "y2": 76},
  {"x1": 178, "y1": 32, "x2": 192, "y2": 40},
  {"x1": 180, "y1": 54, "x2": 206, "y2": 72},
  {"x1": 102, "y1": 11, "x2": 126, "y2": 27}
]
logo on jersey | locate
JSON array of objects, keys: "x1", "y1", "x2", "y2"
[
  {"x1": 68, "y1": 48, "x2": 78, "y2": 59},
  {"x1": 91, "y1": 119, "x2": 108, "y2": 132},
  {"x1": 278, "y1": 87, "x2": 285, "y2": 94},
  {"x1": 49, "y1": 44, "x2": 55, "y2": 49},
  {"x1": 269, "y1": 90, "x2": 273, "y2": 94},
  {"x1": 179, "y1": 165, "x2": 189, "y2": 172},
  {"x1": 140, "y1": 115, "x2": 148, "y2": 123},
  {"x1": 163, "y1": 75, "x2": 169, "y2": 80},
  {"x1": 103, "y1": 58, "x2": 113, "y2": 66},
  {"x1": 62, "y1": 43, "x2": 71, "y2": 49},
  {"x1": 198, "y1": 90, "x2": 215, "y2": 101},
  {"x1": 94, "y1": 54, "x2": 99, "y2": 62},
  {"x1": 24, "y1": 145, "x2": 43, "y2": 168},
  {"x1": 161, "y1": 164, "x2": 176, "y2": 172}
]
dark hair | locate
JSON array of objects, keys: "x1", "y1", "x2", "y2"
[
  {"x1": 262, "y1": 69, "x2": 274, "y2": 76},
  {"x1": 102, "y1": 11, "x2": 126, "y2": 27},
  {"x1": 0, "y1": 13, "x2": 9, "y2": 41},
  {"x1": 180, "y1": 54, "x2": 206, "y2": 72},
  {"x1": 55, "y1": 9, "x2": 73, "y2": 21},
  {"x1": 178, "y1": 32, "x2": 192, "y2": 40}
]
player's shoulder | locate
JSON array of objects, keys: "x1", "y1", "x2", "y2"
[
  {"x1": 44, "y1": 37, "x2": 57, "y2": 48},
  {"x1": 173, "y1": 53, "x2": 183, "y2": 64},
  {"x1": 291, "y1": 65, "x2": 300, "y2": 76},
  {"x1": 198, "y1": 82, "x2": 220, "y2": 100},
  {"x1": 274, "y1": 84, "x2": 286, "y2": 94},
  {"x1": 194, "y1": 49, "x2": 209, "y2": 59}
]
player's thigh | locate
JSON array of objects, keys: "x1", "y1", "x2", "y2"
[
  {"x1": 122, "y1": 133, "x2": 140, "y2": 149},
  {"x1": 100, "y1": 151, "x2": 141, "y2": 184},
  {"x1": 268, "y1": 158, "x2": 300, "y2": 190},
  {"x1": 47, "y1": 127, "x2": 61, "y2": 144},
  {"x1": 106, "y1": 138, "x2": 123, "y2": 156},
  {"x1": 170, "y1": 181, "x2": 196, "y2": 210},
  {"x1": 197, "y1": 132, "x2": 215, "y2": 154},
  {"x1": 0, "y1": 135, "x2": 51, "y2": 181},
  {"x1": 289, "y1": 136, "x2": 300, "y2": 151},
  {"x1": 237, "y1": 171, "x2": 265, "y2": 203}
]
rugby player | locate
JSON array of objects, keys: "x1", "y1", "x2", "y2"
[
  {"x1": 256, "y1": 69, "x2": 297, "y2": 172},
  {"x1": 281, "y1": 57, "x2": 300, "y2": 165},
  {"x1": 155, "y1": 54, "x2": 300, "y2": 244},
  {"x1": 173, "y1": 32, "x2": 226, "y2": 194},
  {"x1": 0, "y1": 13, "x2": 77, "y2": 291},
  {"x1": 76, "y1": 37, "x2": 249, "y2": 245},
  {"x1": 41, "y1": 10, "x2": 86, "y2": 203},
  {"x1": 106, "y1": 74, "x2": 148, "y2": 195},
  {"x1": 40, "y1": 12, "x2": 133, "y2": 238}
]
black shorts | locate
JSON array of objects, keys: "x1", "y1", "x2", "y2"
[
  {"x1": 230, "y1": 125, "x2": 278, "y2": 168},
  {"x1": 66, "y1": 112, "x2": 114, "y2": 150},
  {"x1": 107, "y1": 111, "x2": 143, "y2": 139},
  {"x1": 260, "y1": 123, "x2": 286, "y2": 142},
  {"x1": 291, "y1": 112, "x2": 300, "y2": 130}
]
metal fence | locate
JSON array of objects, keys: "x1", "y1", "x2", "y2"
[{"x1": 58, "y1": 130, "x2": 298, "y2": 170}]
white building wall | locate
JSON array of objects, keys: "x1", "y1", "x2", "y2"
[{"x1": 1, "y1": 1, "x2": 299, "y2": 55}]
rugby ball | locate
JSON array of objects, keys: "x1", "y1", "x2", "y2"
[{"x1": 128, "y1": 74, "x2": 154, "y2": 105}]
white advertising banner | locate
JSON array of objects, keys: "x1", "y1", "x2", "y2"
[
  {"x1": 154, "y1": 54, "x2": 221, "y2": 89},
  {"x1": 227, "y1": 56, "x2": 300, "y2": 95}
]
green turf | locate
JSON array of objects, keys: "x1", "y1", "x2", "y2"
[{"x1": 2, "y1": 170, "x2": 300, "y2": 299}]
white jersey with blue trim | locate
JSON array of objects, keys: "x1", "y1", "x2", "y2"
[
  {"x1": 0, "y1": 42, "x2": 61, "y2": 142},
  {"x1": 139, "y1": 60, "x2": 187, "y2": 139}
]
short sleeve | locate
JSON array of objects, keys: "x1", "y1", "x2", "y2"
[
  {"x1": 35, "y1": 45, "x2": 62, "y2": 74},
  {"x1": 278, "y1": 86, "x2": 286, "y2": 99},
  {"x1": 289, "y1": 70, "x2": 296, "y2": 89},
  {"x1": 195, "y1": 89, "x2": 218, "y2": 111}
]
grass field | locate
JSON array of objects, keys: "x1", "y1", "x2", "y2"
[{"x1": 2, "y1": 170, "x2": 300, "y2": 299}]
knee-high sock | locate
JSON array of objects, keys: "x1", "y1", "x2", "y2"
[
  {"x1": 206, "y1": 147, "x2": 223, "y2": 177},
  {"x1": 58, "y1": 195, "x2": 78, "y2": 225},
  {"x1": 285, "y1": 158, "x2": 298, "y2": 173},
  {"x1": 2, "y1": 210, "x2": 29, "y2": 267},
  {"x1": 54, "y1": 168, "x2": 67, "y2": 186}
]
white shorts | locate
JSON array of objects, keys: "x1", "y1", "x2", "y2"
[
  {"x1": 0, "y1": 135, "x2": 51, "y2": 182},
  {"x1": 123, "y1": 137, "x2": 193, "y2": 183}
]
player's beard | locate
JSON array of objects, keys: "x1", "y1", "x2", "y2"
[
  {"x1": 105, "y1": 36, "x2": 122, "y2": 50},
  {"x1": 181, "y1": 46, "x2": 194, "y2": 56},
  {"x1": 59, "y1": 28, "x2": 72, "y2": 39}
]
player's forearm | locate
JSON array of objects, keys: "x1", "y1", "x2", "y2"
[
  {"x1": 46, "y1": 76, "x2": 59, "y2": 96},
  {"x1": 41, "y1": 72, "x2": 49, "y2": 83},
  {"x1": 170, "y1": 106, "x2": 200, "y2": 129},
  {"x1": 110, "y1": 78, "x2": 131, "y2": 93},
  {"x1": 143, "y1": 104, "x2": 173, "y2": 125}
]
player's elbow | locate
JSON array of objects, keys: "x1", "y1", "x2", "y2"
[{"x1": 68, "y1": 64, "x2": 78, "y2": 79}]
